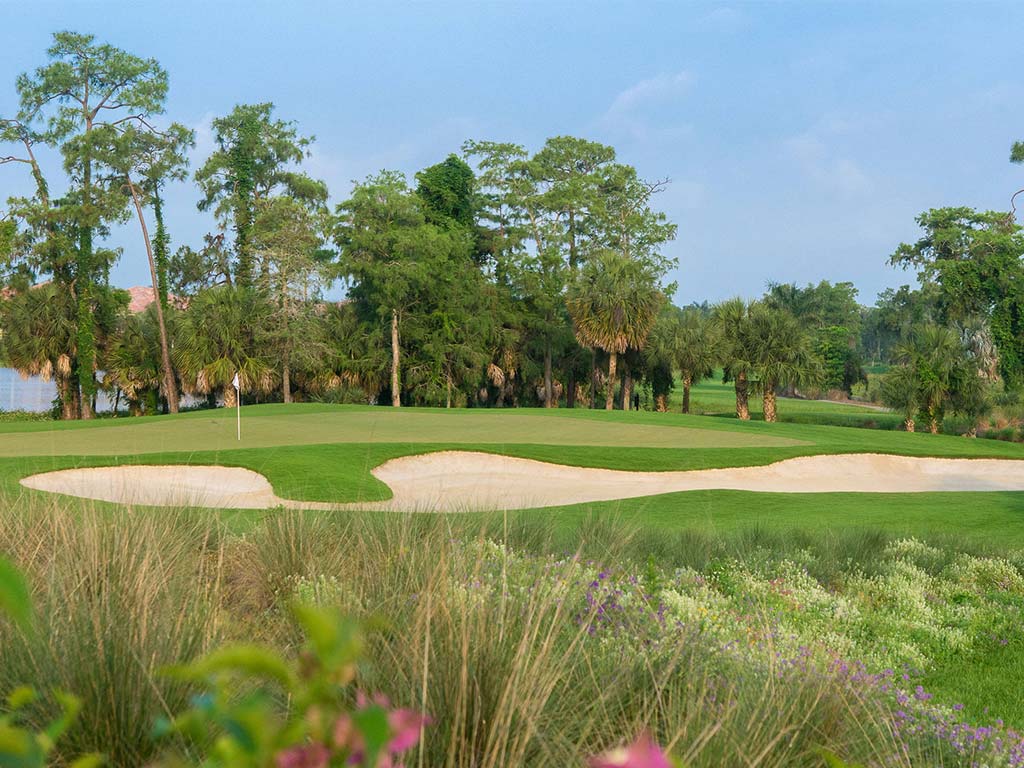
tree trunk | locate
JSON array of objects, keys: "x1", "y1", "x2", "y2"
[
  {"x1": 446, "y1": 373, "x2": 452, "y2": 409},
  {"x1": 682, "y1": 374, "x2": 692, "y2": 414},
  {"x1": 905, "y1": 418, "x2": 915, "y2": 433},
  {"x1": 605, "y1": 351, "x2": 617, "y2": 411},
  {"x1": 929, "y1": 417, "x2": 939, "y2": 435},
  {"x1": 77, "y1": 118, "x2": 95, "y2": 421},
  {"x1": 622, "y1": 371, "x2": 632, "y2": 412},
  {"x1": 735, "y1": 370, "x2": 750, "y2": 420},
  {"x1": 282, "y1": 362, "x2": 292, "y2": 404},
  {"x1": 544, "y1": 342, "x2": 553, "y2": 408},
  {"x1": 591, "y1": 349, "x2": 599, "y2": 408},
  {"x1": 128, "y1": 177, "x2": 179, "y2": 414},
  {"x1": 57, "y1": 374, "x2": 76, "y2": 421},
  {"x1": 763, "y1": 386, "x2": 778, "y2": 423},
  {"x1": 153, "y1": 189, "x2": 169, "y2": 309},
  {"x1": 655, "y1": 394, "x2": 667, "y2": 412},
  {"x1": 566, "y1": 370, "x2": 576, "y2": 409},
  {"x1": 390, "y1": 308, "x2": 401, "y2": 407}
]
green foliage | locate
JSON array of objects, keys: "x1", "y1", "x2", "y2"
[
  {"x1": 815, "y1": 325, "x2": 866, "y2": 394},
  {"x1": 0, "y1": 557, "x2": 102, "y2": 768},
  {"x1": 155, "y1": 606, "x2": 426, "y2": 768},
  {"x1": 890, "y1": 207, "x2": 1024, "y2": 386},
  {"x1": 174, "y1": 286, "x2": 277, "y2": 401},
  {"x1": 568, "y1": 251, "x2": 663, "y2": 355},
  {"x1": 195, "y1": 103, "x2": 326, "y2": 288},
  {"x1": 335, "y1": 171, "x2": 496, "y2": 406},
  {"x1": 415, "y1": 153, "x2": 476, "y2": 228},
  {"x1": 882, "y1": 323, "x2": 990, "y2": 434}
]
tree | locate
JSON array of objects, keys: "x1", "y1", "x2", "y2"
[
  {"x1": 103, "y1": 305, "x2": 164, "y2": 415},
  {"x1": 251, "y1": 197, "x2": 331, "y2": 403},
  {"x1": 96, "y1": 122, "x2": 194, "y2": 413},
  {"x1": 887, "y1": 324, "x2": 969, "y2": 434},
  {"x1": 335, "y1": 171, "x2": 475, "y2": 407},
  {"x1": 531, "y1": 136, "x2": 616, "y2": 270},
  {"x1": 880, "y1": 363, "x2": 921, "y2": 432},
  {"x1": 712, "y1": 298, "x2": 758, "y2": 420},
  {"x1": 174, "y1": 286, "x2": 276, "y2": 407},
  {"x1": 746, "y1": 306, "x2": 821, "y2": 422},
  {"x1": 643, "y1": 308, "x2": 680, "y2": 412},
  {"x1": 766, "y1": 280, "x2": 865, "y2": 395},
  {"x1": 461, "y1": 139, "x2": 530, "y2": 282},
  {"x1": 0, "y1": 284, "x2": 78, "y2": 419},
  {"x1": 5, "y1": 31, "x2": 170, "y2": 418},
  {"x1": 674, "y1": 309, "x2": 719, "y2": 414},
  {"x1": 415, "y1": 154, "x2": 476, "y2": 229},
  {"x1": 169, "y1": 233, "x2": 233, "y2": 294},
  {"x1": 567, "y1": 251, "x2": 663, "y2": 410},
  {"x1": 195, "y1": 103, "x2": 326, "y2": 288},
  {"x1": 890, "y1": 207, "x2": 1024, "y2": 386}
]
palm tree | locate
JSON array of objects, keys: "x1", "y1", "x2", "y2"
[
  {"x1": 643, "y1": 309, "x2": 679, "y2": 412},
  {"x1": 174, "y1": 286, "x2": 276, "y2": 407},
  {"x1": 887, "y1": 324, "x2": 978, "y2": 434},
  {"x1": 566, "y1": 251, "x2": 663, "y2": 410},
  {"x1": 675, "y1": 309, "x2": 719, "y2": 414},
  {"x1": 712, "y1": 298, "x2": 757, "y2": 420},
  {"x1": 1, "y1": 284, "x2": 78, "y2": 418},
  {"x1": 746, "y1": 306, "x2": 821, "y2": 422},
  {"x1": 103, "y1": 309, "x2": 162, "y2": 415},
  {"x1": 880, "y1": 364, "x2": 921, "y2": 432}
]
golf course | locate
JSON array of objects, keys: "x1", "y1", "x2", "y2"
[
  {"x1": 5, "y1": 13, "x2": 1024, "y2": 767},
  {"x1": 9, "y1": 400, "x2": 1024, "y2": 542}
]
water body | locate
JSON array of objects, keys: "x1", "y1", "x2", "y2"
[{"x1": 0, "y1": 368, "x2": 116, "y2": 413}]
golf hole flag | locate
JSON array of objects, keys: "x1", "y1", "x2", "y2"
[{"x1": 233, "y1": 373, "x2": 241, "y2": 441}]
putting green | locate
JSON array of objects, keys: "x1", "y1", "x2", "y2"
[{"x1": 0, "y1": 407, "x2": 808, "y2": 457}]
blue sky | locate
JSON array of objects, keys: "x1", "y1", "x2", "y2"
[{"x1": 1, "y1": 0, "x2": 1023, "y2": 305}]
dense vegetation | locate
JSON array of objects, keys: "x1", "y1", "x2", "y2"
[
  {"x1": 3, "y1": 504, "x2": 1024, "y2": 766},
  {"x1": 2, "y1": 32, "x2": 1023, "y2": 437}
]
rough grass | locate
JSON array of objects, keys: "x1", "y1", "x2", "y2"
[{"x1": 1, "y1": 502, "x2": 976, "y2": 767}]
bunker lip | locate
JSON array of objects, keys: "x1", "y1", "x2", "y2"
[{"x1": 19, "y1": 452, "x2": 1024, "y2": 512}]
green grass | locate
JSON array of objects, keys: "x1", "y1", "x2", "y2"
[
  {"x1": 4, "y1": 403, "x2": 1024, "y2": 760},
  {"x1": 679, "y1": 373, "x2": 902, "y2": 428},
  {"x1": 3, "y1": 402, "x2": 1023, "y2": 548}
]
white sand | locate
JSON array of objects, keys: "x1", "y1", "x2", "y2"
[{"x1": 19, "y1": 452, "x2": 1024, "y2": 512}]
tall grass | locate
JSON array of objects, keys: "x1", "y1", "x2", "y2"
[
  {"x1": 0, "y1": 501, "x2": 224, "y2": 765},
  {"x1": 0, "y1": 501, "x2": 1000, "y2": 765}
]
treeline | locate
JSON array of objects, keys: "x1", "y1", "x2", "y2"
[{"x1": 1, "y1": 32, "x2": 1023, "y2": 430}]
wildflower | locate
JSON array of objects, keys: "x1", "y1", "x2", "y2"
[
  {"x1": 276, "y1": 744, "x2": 329, "y2": 768},
  {"x1": 589, "y1": 733, "x2": 673, "y2": 768}
]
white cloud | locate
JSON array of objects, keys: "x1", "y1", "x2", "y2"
[
  {"x1": 606, "y1": 70, "x2": 694, "y2": 117},
  {"x1": 599, "y1": 70, "x2": 696, "y2": 144}
]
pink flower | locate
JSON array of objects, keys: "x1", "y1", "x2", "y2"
[
  {"x1": 333, "y1": 693, "x2": 431, "y2": 767},
  {"x1": 590, "y1": 733, "x2": 672, "y2": 768},
  {"x1": 387, "y1": 708, "x2": 430, "y2": 753},
  {"x1": 276, "y1": 744, "x2": 330, "y2": 768}
]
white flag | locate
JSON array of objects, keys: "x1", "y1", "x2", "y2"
[{"x1": 232, "y1": 373, "x2": 240, "y2": 391}]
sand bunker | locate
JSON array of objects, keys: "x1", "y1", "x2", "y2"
[{"x1": 20, "y1": 452, "x2": 1024, "y2": 512}]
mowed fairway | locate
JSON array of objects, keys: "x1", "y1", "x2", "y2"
[
  {"x1": 6, "y1": 402, "x2": 1024, "y2": 545},
  {"x1": 0, "y1": 403, "x2": 806, "y2": 456}
]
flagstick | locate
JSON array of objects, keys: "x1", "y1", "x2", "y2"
[{"x1": 233, "y1": 372, "x2": 241, "y2": 441}]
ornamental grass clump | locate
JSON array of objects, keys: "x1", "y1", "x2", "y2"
[{"x1": 0, "y1": 502, "x2": 224, "y2": 765}]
